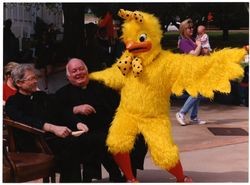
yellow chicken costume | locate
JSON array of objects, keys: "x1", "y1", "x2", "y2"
[{"x1": 90, "y1": 9, "x2": 247, "y2": 182}]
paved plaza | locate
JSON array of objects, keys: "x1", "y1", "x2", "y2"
[{"x1": 96, "y1": 101, "x2": 249, "y2": 183}]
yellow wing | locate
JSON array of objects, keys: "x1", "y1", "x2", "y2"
[
  {"x1": 167, "y1": 48, "x2": 246, "y2": 99},
  {"x1": 89, "y1": 64, "x2": 125, "y2": 91},
  {"x1": 89, "y1": 51, "x2": 133, "y2": 90}
]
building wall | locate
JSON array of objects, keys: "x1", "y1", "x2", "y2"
[{"x1": 4, "y1": 3, "x2": 63, "y2": 50}]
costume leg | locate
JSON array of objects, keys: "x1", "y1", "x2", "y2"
[
  {"x1": 113, "y1": 152, "x2": 137, "y2": 181},
  {"x1": 106, "y1": 113, "x2": 138, "y2": 181},
  {"x1": 168, "y1": 160, "x2": 185, "y2": 182},
  {"x1": 140, "y1": 118, "x2": 187, "y2": 181}
]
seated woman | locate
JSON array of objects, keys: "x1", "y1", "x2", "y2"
[{"x1": 3, "y1": 61, "x2": 19, "y2": 105}]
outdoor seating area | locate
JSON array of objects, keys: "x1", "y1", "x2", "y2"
[
  {"x1": 3, "y1": 118, "x2": 55, "y2": 182},
  {"x1": 2, "y1": 2, "x2": 249, "y2": 183}
]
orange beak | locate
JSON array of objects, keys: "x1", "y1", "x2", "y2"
[{"x1": 126, "y1": 41, "x2": 152, "y2": 54}]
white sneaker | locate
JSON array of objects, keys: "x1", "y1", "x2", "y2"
[
  {"x1": 176, "y1": 112, "x2": 186, "y2": 126},
  {"x1": 190, "y1": 118, "x2": 206, "y2": 125}
]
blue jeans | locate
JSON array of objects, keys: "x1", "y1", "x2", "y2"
[{"x1": 180, "y1": 95, "x2": 201, "y2": 120}]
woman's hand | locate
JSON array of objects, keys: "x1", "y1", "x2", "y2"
[{"x1": 195, "y1": 40, "x2": 201, "y2": 47}]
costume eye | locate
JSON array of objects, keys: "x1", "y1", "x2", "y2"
[{"x1": 139, "y1": 33, "x2": 147, "y2": 42}]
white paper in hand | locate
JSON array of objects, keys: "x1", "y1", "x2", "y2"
[{"x1": 71, "y1": 131, "x2": 85, "y2": 137}]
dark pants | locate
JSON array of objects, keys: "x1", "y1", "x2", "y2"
[
  {"x1": 47, "y1": 132, "x2": 105, "y2": 182},
  {"x1": 131, "y1": 134, "x2": 148, "y2": 176},
  {"x1": 15, "y1": 130, "x2": 147, "y2": 182}
]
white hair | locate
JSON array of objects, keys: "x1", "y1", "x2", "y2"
[
  {"x1": 11, "y1": 63, "x2": 40, "y2": 88},
  {"x1": 66, "y1": 58, "x2": 88, "y2": 77}
]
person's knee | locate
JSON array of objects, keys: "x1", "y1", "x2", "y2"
[
  {"x1": 150, "y1": 143, "x2": 179, "y2": 169},
  {"x1": 107, "y1": 133, "x2": 135, "y2": 154}
]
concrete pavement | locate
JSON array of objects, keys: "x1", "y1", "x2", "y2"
[
  {"x1": 95, "y1": 101, "x2": 248, "y2": 183},
  {"x1": 36, "y1": 70, "x2": 249, "y2": 183}
]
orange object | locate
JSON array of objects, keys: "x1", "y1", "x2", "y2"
[
  {"x1": 99, "y1": 11, "x2": 115, "y2": 40},
  {"x1": 207, "y1": 12, "x2": 214, "y2": 22}
]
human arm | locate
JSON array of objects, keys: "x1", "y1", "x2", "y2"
[
  {"x1": 5, "y1": 95, "x2": 47, "y2": 130},
  {"x1": 5, "y1": 95, "x2": 73, "y2": 138},
  {"x1": 200, "y1": 34, "x2": 208, "y2": 43},
  {"x1": 56, "y1": 86, "x2": 93, "y2": 131},
  {"x1": 179, "y1": 38, "x2": 201, "y2": 56},
  {"x1": 73, "y1": 104, "x2": 96, "y2": 115},
  {"x1": 43, "y1": 123, "x2": 72, "y2": 138},
  {"x1": 189, "y1": 40, "x2": 202, "y2": 56}
]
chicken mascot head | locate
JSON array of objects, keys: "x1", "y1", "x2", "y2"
[{"x1": 90, "y1": 9, "x2": 247, "y2": 182}]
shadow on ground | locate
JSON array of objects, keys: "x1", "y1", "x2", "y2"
[
  {"x1": 207, "y1": 118, "x2": 248, "y2": 125},
  {"x1": 95, "y1": 169, "x2": 248, "y2": 183}
]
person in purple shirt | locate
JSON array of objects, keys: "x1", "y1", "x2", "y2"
[{"x1": 176, "y1": 18, "x2": 206, "y2": 126}]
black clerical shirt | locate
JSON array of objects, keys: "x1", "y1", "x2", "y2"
[{"x1": 56, "y1": 80, "x2": 120, "y2": 132}]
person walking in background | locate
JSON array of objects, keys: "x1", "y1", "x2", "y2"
[
  {"x1": 84, "y1": 23, "x2": 108, "y2": 72},
  {"x1": 176, "y1": 18, "x2": 206, "y2": 126},
  {"x1": 3, "y1": 19, "x2": 20, "y2": 66},
  {"x1": 196, "y1": 25, "x2": 212, "y2": 55}
]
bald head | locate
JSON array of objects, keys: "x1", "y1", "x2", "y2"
[
  {"x1": 66, "y1": 58, "x2": 89, "y2": 87},
  {"x1": 197, "y1": 25, "x2": 206, "y2": 35},
  {"x1": 66, "y1": 58, "x2": 88, "y2": 76}
]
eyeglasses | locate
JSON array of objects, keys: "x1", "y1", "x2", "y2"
[
  {"x1": 21, "y1": 76, "x2": 38, "y2": 82},
  {"x1": 186, "y1": 26, "x2": 193, "y2": 30}
]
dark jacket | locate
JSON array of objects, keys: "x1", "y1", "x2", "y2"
[
  {"x1": 5, "y1": 91, "x2": 60, "y2": 151},
  {"x1": 56, "y1": 80, "x2": 119, "y2": 132},
  {"x1": 5, "y1": 91, "x2": 103, "y2": 181},
  {"x1": 56, "y1": 80, "x2": 147, "y2": 172}
]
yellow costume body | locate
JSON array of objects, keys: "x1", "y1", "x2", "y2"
[{"x1": 90, "y1": 9, "x2": 246, "y2": 170}]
